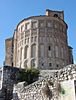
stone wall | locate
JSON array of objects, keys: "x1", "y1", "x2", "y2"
[
  {"x1": 13, "y1": 77, "x2": 57, "y2": 100},
  {"x1": 1, "y1": 66, "x2": 20, "y2": 100},
  {"x1": 0, "y1": 68, "x2": 3, "y2": 90},
  {"x1": 5, "y1": 38, "x2": 13, "y2": 66},
  {"x1": 13, "y1": 64, "x2": 76, "y2": 100},
  {"x1": 58, "y1": 64, "x2": 76, "y2": 81},
  {"x1": 0, "y1": 64, "x2": 76, "y2": 100}
]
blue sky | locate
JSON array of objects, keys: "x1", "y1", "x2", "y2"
[{"x1": 0, "y1": 0, "x2": 76, "y2": 66}]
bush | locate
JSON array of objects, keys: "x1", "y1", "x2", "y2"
[{"x1": 18, "y1": 68, "x2": 40, "y2": 84}]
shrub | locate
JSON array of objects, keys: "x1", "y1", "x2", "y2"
[
  {"x1": 18, "y1": 68, "x2": 40, "y2": 84},
  {"x1": 57, "y1": 83, "x2": 65, "y2": 95}
]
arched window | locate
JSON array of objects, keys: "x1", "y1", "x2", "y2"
[
  {"x1": 24, "y1": 60, "x2": 28, "y2": 68},
  {"x1": 32, "y1": 21, "x2": 37, "y2": 29},
  {"x1": 25, "y1": 23, "x2": 30, "y2": 30},
  {"x1": 17, "y1": 50, "x2": 19, "y2": 62},
  {"x1": 48, "y1": 45, "x2": 52, "y2": 57},
  {"x1": 53, "y1": 14, "x2": 58, "y2": 18},
  {"x1": 61, "y1": 47, "x2": 64, "y2": 58},
  {"x1": 21, "y1": 25, "x2": 24, "y2": 32},
  {"x1": 55, "y1": 45, "x2": 59, "y2": 57},
  {"x1": 20, "y1": 47, "x2": 23, "y2": 60},
  {"x1": 47, "y1": 21, "x2": 52, "y2": 27},
  {"x1": 24, "y1": 46, "x2": 28, "y2": 59},
  {"x1": 39, "y1": 44, "x2": 44, "y2": 57},
  {"x1": 31, "y1": 59, "x2": 35, "y2": 67},
  {"x1": 31, "y1": 44, "x2": 36, "y2": 58}
]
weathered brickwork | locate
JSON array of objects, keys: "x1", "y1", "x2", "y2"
[
  {"x1": 5, "y1": 38, "x2": 13, "y2": 66},
  {"x1": 5, "y1": 9, "x2": 73, "y2": 70}
]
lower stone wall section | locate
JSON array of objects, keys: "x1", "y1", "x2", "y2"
[
  {"x1": 13, "y1": 77, "x2": 58, "y2": 100},
  {"x1": 13, "y1": 64, "x2": 76, "y2": 100},
  {"x1": 0, "y1": 66, "x2": 20, "y2": 100}
]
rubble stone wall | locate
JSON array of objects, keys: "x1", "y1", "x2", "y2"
[
  {"x1": 1, "y1": 66, "x2": 20, "y2": 100},
  {"x1": 13, "y1": 64, "x2": 76, "y2": 100}
]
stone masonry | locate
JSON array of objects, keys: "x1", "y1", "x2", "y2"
[
  {"x1": 0, "y1": 64, "x2": 76, "y2": 100},
  {"x1": 13, "y1": 64, "x2": 76, "y2": 100},
  {"x1": 5, "y1": 38, "x2": 13, "y2": 66},
  {"x1": 13, "y1": 65, "x2": 76, "y2": 100},
  {"x1": 0, "y1": 66, "x2": 20, "y2": 100}
]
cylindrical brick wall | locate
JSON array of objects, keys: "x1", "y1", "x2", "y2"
[{"x1": 13, "y1": 10, "x2": 72, "y2": 69}]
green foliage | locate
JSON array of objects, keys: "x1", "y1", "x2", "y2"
[
  {"x1": 60, "y1": 88, "x2": 65, "y2": 95},
  {"x1": 57, "y1": 83, "x2": 65, "y2": 95},
  {"x1": 18, "y1": 68, "x2": 40, "y2": 84}
]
